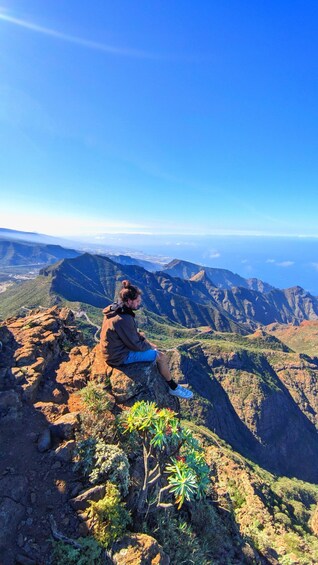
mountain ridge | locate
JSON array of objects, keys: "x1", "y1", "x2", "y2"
[
  {"x1": 2, "y1": 253, "x2": 318, "y2": 333},
  {"x1": 163, "y1": 258, "x2": 275, "y2": 292}
]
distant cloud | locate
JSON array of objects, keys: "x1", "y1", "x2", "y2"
[
  {"x1": 175, "y1": 241, "x2": 197, "y2": 247},
  {"x1": 276, "y1": 261, "x2": 294, "y2": 267},
  {"x1": 0, "y1": 12, "x2": 161, "y2": 60},
  {"x1": 310, "y1": 263, "x2": 318, "y2": 271},
  {"x1": 202, "y1": 250, "x2": 221, "y2": 260},
  {"x1": 266, "y1": 259, "x2": 294, "y2": 267}
]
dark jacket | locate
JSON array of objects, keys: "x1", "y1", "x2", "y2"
[{"x1": 100, "y1": 303, "x2": 152, "y2": 366}]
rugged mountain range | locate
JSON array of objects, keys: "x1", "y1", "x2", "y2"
[
  {"x1": 163, "y1": 258, "x2": 275, "y2": 292},
  {"x1": 1, "y1": 253, "x2": 318, "y2": 333},
  {"x1": 106, "y1": 254, "x2": 160, "y2": 272}
]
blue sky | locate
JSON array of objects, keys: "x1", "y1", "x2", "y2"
[{"x1": 1, "y1": 1, "x2": 318, "y2": 236}]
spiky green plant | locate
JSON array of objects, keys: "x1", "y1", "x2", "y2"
[{"x1": 120, "y1": 401, "x2": 210, "y2": 514}]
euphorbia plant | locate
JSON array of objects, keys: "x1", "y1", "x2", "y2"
[{"x1": 120, "y1": 401, "x2": 210, "y2": 515}]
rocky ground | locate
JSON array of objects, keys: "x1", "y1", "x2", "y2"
[
  {"x1": 3, "y1": 306, "x2": 318, "y2": 564},
  {"x1": 0, "y1": 307, "x2": 177, "y2": 565}
]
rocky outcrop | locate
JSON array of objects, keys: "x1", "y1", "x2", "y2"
[
  {"x1": 0, "y1": 307, "x2": 181, "y2": 564},
  {"x1": 112, "y1": 533, "x2": 170, "y2": 565},
  {"x1": 109, "y1": 362, "x2": 179, "y2": 411},
  {"x1": 5, "y1": 305, "x2": 318, "y2": 563},
  {"x1": 0, "y1": 306, "x2": 81, "y2": 402}
]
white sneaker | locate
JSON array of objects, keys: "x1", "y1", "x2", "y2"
[{"x1": 169, "y1": 384, "x2": 193, "y2": 400}]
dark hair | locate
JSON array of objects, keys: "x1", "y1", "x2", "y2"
[{"x1": 119, "y1": 280, "x2": 141, "y2": 303}]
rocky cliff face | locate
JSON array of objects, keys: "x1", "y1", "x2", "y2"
[
  {"x1": 2, "y1": 307, "x2": 318, "y2": 564},
  {"x1": 172, "y1": 340, "x2": 318, "y2": 482},
  {"x1": 0, "y1": 307, "x2": 174, "y2": 565}
]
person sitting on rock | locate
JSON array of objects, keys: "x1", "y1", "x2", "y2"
[{"x1": 100, "y1": 280, "x2": 193, "y2": 400}]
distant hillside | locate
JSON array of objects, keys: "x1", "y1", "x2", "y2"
[
  {"x1": 0, "y1": 227, "x2": 66, "y2": 245},
  {"x1": 266, "y1": 320, "x2": 318, "y2": 356},
  {"x1": 106, "y1": 254, "x2": 160, "y2": 272},
  {"x1": 0, "y1": 227, "x2": 39, "y2": 237},
  {"x1": 163, "y1": 258, "x2": 274, "y2": 292},
  {"x1": 0, "y1": 239, "x2": 81, "y2": 267},
  {"x1": 171, "y1": 330, "x2": 318, "y2": 483}
]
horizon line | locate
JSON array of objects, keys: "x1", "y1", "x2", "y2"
[{"x1": 3, "y1": 226, "x2": 318, "y2": 239}]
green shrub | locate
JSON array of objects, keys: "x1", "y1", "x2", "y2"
[
  {"x1": 227, "y1": 479, "x2": 246, "y2": 510},
  {"x1": 150, "y1": 511, "x2": 211, "y2": 565},
  {"x1": 79, "y1": 382, "x2": 111, "y2": 413},
  {"x1": 275, "y1": 512, "x2": 292, "y2": 527},
  {"x1": 189, "y1": 499, "x2": 232, "y2": 556},
  {"x1": 75, "y1": 440, "x2": 130, "y2": 495},
  {"x1": 77, "y1": 382, "x2": 116, "y2": 443},
  {"x1": 79, "y1": 409, "x2": 116, "y2": 443},
  {"x1": 51, "y1": 536, "x2": 103, "y2": 565},
  {"x1": 74, "y1": 437, "x2": 96, "y2": 477},
  {"x1": 88, "y1": 482, "x2": 131, "y2": 548}
]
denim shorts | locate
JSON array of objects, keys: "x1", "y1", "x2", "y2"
[{"x1": 123, "y1": 349, "x2": 158, "y2": 364}]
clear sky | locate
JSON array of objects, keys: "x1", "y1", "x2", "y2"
[{"x1": 1, "y1": 1, "x2": 318, "y2": 236}]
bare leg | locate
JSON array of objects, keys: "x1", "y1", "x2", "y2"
[
  {"x1": 155, "y1": 350, "x2": 193, "y2": 399},
  {"x1": 156, "y1": 351, "x2": 172, "y2": 382}
]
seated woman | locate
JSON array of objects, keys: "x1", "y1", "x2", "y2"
[{"x1": 100, "y1": 280, "x2": 193, "y2": 400}]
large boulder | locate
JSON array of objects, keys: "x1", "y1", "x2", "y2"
[
  {"x1": 109, "y1": 361, "x2": 179, "y2": 411},
  {"x1": 112, "y1": 533, "x2": 170, "y2": 565}
]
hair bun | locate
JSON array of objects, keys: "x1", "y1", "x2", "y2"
[{"x1": 122, "y1": 280, "x2": 131, "y2": 288}]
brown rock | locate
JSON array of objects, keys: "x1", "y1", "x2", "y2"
[
  {"x1": 56, "y1": 346, "x2": 91, "y2": 392},
  {"x1": 51, "y1": 388, "x2": 65, "y2": 403},
  {"x1": 90, "y1": 344, "x2": 112, "y2": 382},
  {"x1": 110, "y1": 362, "x2": 179, "y2": 411},
  {"x1": 34, "y1": 401, "x2": 65, "y2": 422},
  {"x1": 112, "y1": 533, "x2": 170, "y2": 565},
  {"x1": 53, "y1": 440, "x2": 76, "y2": 462},
  {"x1": 70, "y1": 484, "x2": 107, "y2": 511},
  {"x1": 21, "y1": 372, "x2": 43, "y2": 402},
  {"x1": 77, "y1": 520, "x2": 90, "y2": 537},
  {"x1": 50, "y1": 412, "x2": 79, "y2": 440},
  {"x1": 10, "y1": 367, "x2": 26, "y2": 382},
  {"x1": 58, "y1": 308, "x2": 75, "y2": 324}
]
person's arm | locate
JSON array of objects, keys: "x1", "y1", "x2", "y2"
[
  {"x1": 137, "y1": 330, "x2": 155, "y2": 348},
  {"x1": 114, "y1": 317, "x2": 153, "y2": 352}
]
